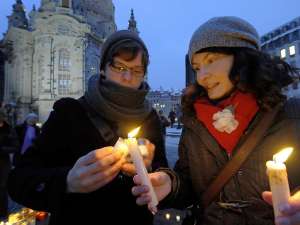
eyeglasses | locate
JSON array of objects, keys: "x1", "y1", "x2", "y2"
[{"x1": 109, "y1": 61, "x2": 145, "y2": 79}]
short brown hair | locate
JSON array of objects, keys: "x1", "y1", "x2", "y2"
[
  {"x1": 101, "y1": 40, "x2": 149, "y2": 74},
  {"x1": 99, "y1": 30, "x2": 149, "y2": 74}
]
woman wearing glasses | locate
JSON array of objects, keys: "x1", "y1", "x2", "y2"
[{"x1": 8, "y1": 30, "x2": 168, "y2": 225}]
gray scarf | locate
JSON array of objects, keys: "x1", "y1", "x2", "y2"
[{"x1": 84, "y1": 74, "x2": 152, "y2": 127}]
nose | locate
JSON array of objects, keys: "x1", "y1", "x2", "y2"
[
  {"x1": 122, "y1": 70, "x2": 132, "y2": 81},
  {"x1": 196, "y1": 66, "x2": 209, "y2": 81}
]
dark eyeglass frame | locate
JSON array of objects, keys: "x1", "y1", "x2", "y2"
[{"x1": 109, "y1": 60, "x2": 145, "y2": 79}]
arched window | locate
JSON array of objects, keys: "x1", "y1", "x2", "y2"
[{"x1": 58, "y1": 48, "x2": 70, "y2": 71}]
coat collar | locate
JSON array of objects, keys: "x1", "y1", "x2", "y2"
[{"x1": 182, "y1": 115, "x2": 226, "y2": 163}]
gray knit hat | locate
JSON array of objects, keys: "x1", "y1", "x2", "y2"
[
  {"x1": 188, "y1": 16, "x2": 260, "y2": 62},
  {"x1": 100, "y1": 30, "x2": 149, "y2": 71}
]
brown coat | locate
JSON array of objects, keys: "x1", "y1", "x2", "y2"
[{"x1": 169, "y1": 98, "x2": 300, "y2": 225}]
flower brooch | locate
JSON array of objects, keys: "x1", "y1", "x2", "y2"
[{"x1": 212, "y1": 105, "x2": 239, "y2": 134}]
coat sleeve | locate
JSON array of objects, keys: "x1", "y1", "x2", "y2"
[
  {"x1": 142, "y1": 110, "x2": 169, "y2": 170},
  {"x1": 170, "y1": 128, "x2": 197, "y2": 208},
  {"x1": 8, "y1": 104, "x2": 71, "y2": 212}
]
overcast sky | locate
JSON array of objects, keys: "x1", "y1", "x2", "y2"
[{"x1": 1, "y1": 0, "x2": 300, "y2": 90}]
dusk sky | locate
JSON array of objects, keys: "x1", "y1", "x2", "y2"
[{"x1": 1, "y1": 0, "x2": 300, "y2": 90}]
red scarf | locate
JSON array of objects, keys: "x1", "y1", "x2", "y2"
[{"x1": 194, "y1": 91, "x2": 259, "y2": 154}]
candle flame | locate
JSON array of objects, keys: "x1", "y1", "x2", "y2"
[
  {"x1": 273, "y1": 147, "x2": 293, "y2": 163},
  {"x1": 128, "y1": 127, "x2": 141, "y2": 138}
]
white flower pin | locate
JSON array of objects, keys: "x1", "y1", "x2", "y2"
[{"x1": 212, "y1": 105, "x2": 239, "y2": 134}]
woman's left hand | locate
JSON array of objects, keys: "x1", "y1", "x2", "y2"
[
  {"x1": 121, "y1": 140, "x2": 155, "y2": 176},
  {"x1": 263, "y1": 190, "x2": 300, "y2": 225}
]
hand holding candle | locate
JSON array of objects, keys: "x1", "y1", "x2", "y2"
[
  {"x1": 127, "y1": 127, "x2": 158, "y2": 214},
  {"x1": 266, "y1": 147, "x2": 293, "y2": 218},
  {"x1": 114, "y1": 137, "x2": 150, "y2": 163}
]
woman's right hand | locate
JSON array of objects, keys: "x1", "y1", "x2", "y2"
[
  {"x1": 132, "y1": 171, "x2": 172, "y2": 205},
  {"x1": 66, "y1": 147, "x2": 125, "y2": 193}
]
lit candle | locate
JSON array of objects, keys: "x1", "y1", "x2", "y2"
[
  {"x1": 114, "y1": 137, "x2": 129, "y2": 160},
  {"x1": 114, "y1": 137, "x2": 149, "y2": 162},
  {"x1": 127, "y1": 127, "x2": 158, "y2": 214},
  {"x1": 266, "y1": 147, "x2": 293, "y2": 217}
]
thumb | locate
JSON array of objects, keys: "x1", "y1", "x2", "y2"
[
  {"x1": 150, "y1": 172, "x2": 170, "y2": 186},
  {"x1": 289, "y1": 191, "x2": 300, "y2": 210},
  {"x1": 262, "y1": 191, "x2": 273, "y2": 206}
]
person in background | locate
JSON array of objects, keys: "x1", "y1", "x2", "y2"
[
  {"x1": 13, "y1": 113, "x2": 41, "y2": 166},
  {"x1": 175, "y1": 104, "x2": 182, "y2": 129},
  {"x1": 168, "y1": 110, "x2": 176, "y2": 128},
  {"x1": 8, "y1": 30, "x2": 168, "y2": 225},
  {"x1": 0, "y1": 109, "x2": 18, "y2": 220},
  {"x1": 132, "y1": 16, "x2": 300, "y2": 225},
  {"x1": 158, "y1": 110, "x2": 170, "y2": 136}
]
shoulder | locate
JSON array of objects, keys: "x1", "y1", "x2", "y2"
[
  {"x1": 52, "y1": 97, "x2": 85, "y2": 116},
  {"x1": 140, "y1": 110, "x2": 162, "y2": 135},
  {"x1": 46, "y1": 97, "x2": 87, "y2": 125},
  {"x1": 181, "y1": 112, "x2": 197, "y2": 128},
  {"x1": 53, "y1": 97, "x2": 81, "y2": 111},
  {"x1": 144, "y1": 109, "x2": 161, "y2": 124}
]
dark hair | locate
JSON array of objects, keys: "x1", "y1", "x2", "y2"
[
  {"x1": 101, "y1": 40, "x2": 149, "y2": 74},
  {"x1": 182, "y1": 47, "x2": 299, "y2": 113}
]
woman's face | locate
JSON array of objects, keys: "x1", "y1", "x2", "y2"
[{"x1": 191, "y1": 52, "x2": 235, "y2": 100}]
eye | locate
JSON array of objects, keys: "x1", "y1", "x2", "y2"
[
  {"x1": 192, "y1": 66, "x2": 201, "y2": 72},
  {"x1": 133, "y1": 69, "x2": 144, "y2": 74},
  {"x1": 118, "y1": 66, "x2": 127, "y2": 72},
  {"x1": 205, "y1": 56, "x2": 217, "y2": 64},
  {"x1": 207, "y1": 58, "x2": 214, "y2": 64}
]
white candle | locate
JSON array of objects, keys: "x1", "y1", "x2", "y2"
[
  {"x1": 127, "y1": 127, "x2": 158, "y2": 214},
  {"x1": 114, "y1": 137, "x2": 149, "y2": 162},
  {"x1": 266, "y1": 147, "x2": 293, "y2": 217}
]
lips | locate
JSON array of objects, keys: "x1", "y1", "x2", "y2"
[{"x1": 207, "y1": 83, "x2": 219, "y2": 90}]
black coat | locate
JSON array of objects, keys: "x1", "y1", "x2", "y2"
[
  {"x1": 8, "y1": 97, "x2": 168, "y2": 225},
  {"x1": 0, "y1": 121, "x2": 18, "y2": 217}
]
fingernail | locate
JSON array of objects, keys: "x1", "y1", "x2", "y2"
[
  {"x1": 279, "y1": 204, "x2": 291, "y2": 213},
  {"x1": 141, "y1": 186, "x2": 148, "y2": 192},
  {"x1": 131, "y1": 187, "x2": 136, "y2": 194},
  {"x1": 276, "y1": 217, "x2": 290, "y2": 225}
]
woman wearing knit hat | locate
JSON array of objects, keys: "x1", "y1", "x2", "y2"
[
  {"x1": 132, "y1": 16, "x2": 300, "y2": 225},
  {"x1": 8, "y1": 30, "x2": 168, "y2": 225}
]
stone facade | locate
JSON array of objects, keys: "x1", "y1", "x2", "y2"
[{"x1": 2, "y1": 0, "x2": 116, "y2": 123}]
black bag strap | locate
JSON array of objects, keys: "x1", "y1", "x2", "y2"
[
  {"x1": 202, "y1": 104, "x2": 281, "y2": 208},
  {"x1": 78, "y1": 98, "x2": 117, "y2": 143}
]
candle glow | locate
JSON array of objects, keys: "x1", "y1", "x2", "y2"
[
  {"x1": 273, "y1": 147, "x2": 293, "y2": 163},
  {"x1": 128, "y1": 127, "x2": 140, "y2": 138}
]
